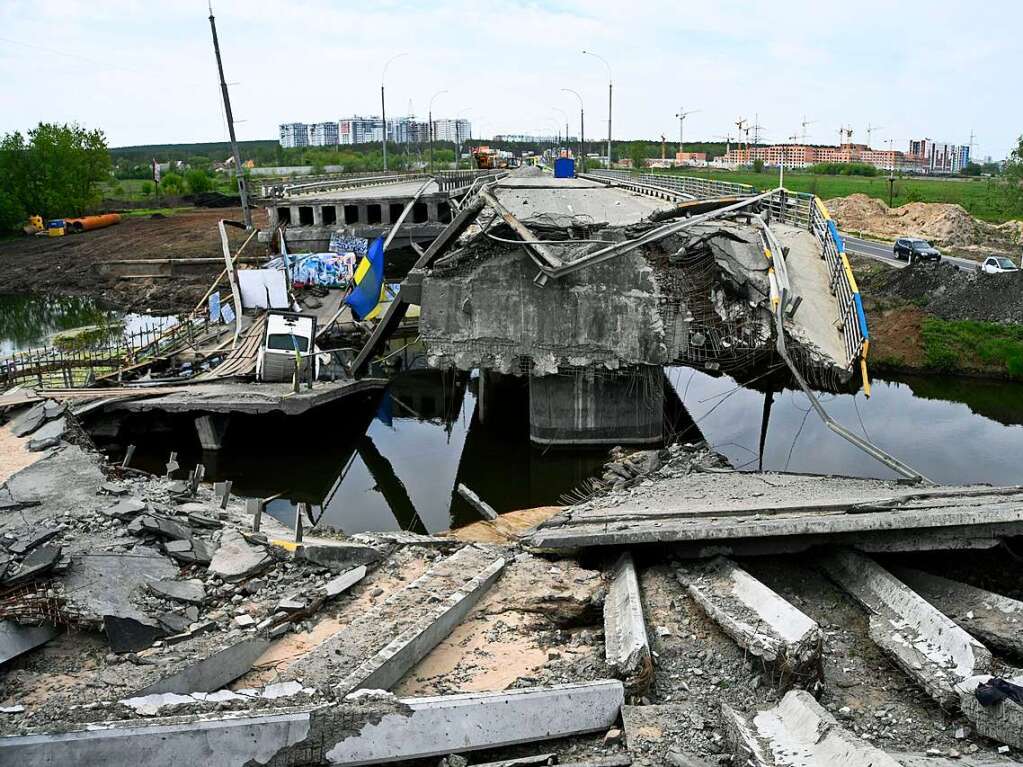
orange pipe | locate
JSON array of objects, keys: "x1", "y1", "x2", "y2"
[{"x1": 64, "y1": 213, "x2": 121, "y2": 232}]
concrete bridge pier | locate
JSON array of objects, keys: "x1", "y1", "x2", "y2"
[
  {"x1": 195, "y1": 414, "x2": 230, "y2": 451},
  {"x1": 527, "y1": 365, "x2": 663, "y2": 446}
]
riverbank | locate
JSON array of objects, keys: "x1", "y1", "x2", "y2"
[
  {"x1": 0, "y1": 207, "x2": 261, "y2": 315},
  {"x1": 853, "y1": 254, "x2": 1023, "y2": 380}
]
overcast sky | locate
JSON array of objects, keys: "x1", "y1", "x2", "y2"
[{"x1": 1, "y1": 0, "x2": 1019, "y2": 159}]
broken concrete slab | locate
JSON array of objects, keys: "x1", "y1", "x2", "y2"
[
  {"x1": 27, "y1": 416, "x2": 66, "y2": 451},
  {"x1": 679, "y1": 556, "x2": 823, "y2": 683},
  {"x1": 208, "y1": 529, "x2": 270, "y2": 581},
  {"x1": 63, "y1": 547, "x2": 177, "y2": 623},
  {"x1": 889, "y1": 566, "x2": 1023, "y2": 658},
  {"x1": 895, "y1": 752, "x2": 1021, "y2": 766},
  {"x1": 603, "y1": 552, "x2": 652, "y2": 693},
  {"x1": 0, "y1": 681, "x2": 624, "y2": 766},
  {"x1": 10, "y1": 402, "x2": 48, "y2": 437},
  {"x1": 324, "y1": 565, "x2": 366, "y2": 598},
  {"x1": 103, "y1": 614, "x2": 167, "y2": 654},
  {"x1": 137, "y1": 515, "x2": 193, "y2": 541},
  {"x1": 722, "y1": 689, "x2": 903, "y2": 766},
  {"x1": 820, "y1": 549, "x2": 991, "y2": 709},
  {"x1": 294, "y1": 541, "x2": 382, "y2": 571},
  {"x1": 285, "y1": 545, "x2": 504, "y2": 694},
  {"x1": 3, "y1": 544, "x2": 61, "y2": 586},
  {"x1": 102, "y1": 498, "x2": 147, "y2": 521},
  {"x1": 958, "y1": 675, "x2": 1023, "y2": 751},
  {"x1": 163, "y1": 537, "x2": 214, "y2": 566},
  {"x1": 0, "y1": 620, "x2": 59, "y2": 665},
  {"x1": 134, "y1": 636, "x2": 271, "y2": 696},
  {"x1": 148, "y1": 579, "x2": 205, "y2": 605},
  {"x1": 6, "y1": 527, "x2": 60, "y2": 555}
]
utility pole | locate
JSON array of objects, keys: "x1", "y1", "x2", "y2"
[
  {"x1": 583, "y1": 51, "x2": 612, "y2": 168},
  {"x1": 887, "y1": 137, "x2": 896, "y2": 207},
  {"x1": 428, "y1": 90, "x2": 447, "y2": 174},
  {"x1": 208, "y1": 3, "x2": 251, "y2": 229},
  {"x1": 381, "y1": 53, "x2": 407, "y2": 173}
]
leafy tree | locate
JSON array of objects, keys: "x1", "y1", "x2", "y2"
[
  {"x1": 140, "y1": 182, "x2": 154, "y2": 197},
  {"x1": 960, "y1": 162, "x2": 982, "y2": 177},
  {"x1": 159, "y1": 172, "x2": 185, "y2": 194},
  {"x1": 0, "y1": 122, "x2": 110, "y2": 230},
  {"x1": 628, "y1": 142, "x2": 648, "y2": 169},
  {"x1": 752, "y1": 158, "x2": 764, "y2": 173},
  {"x1": 185, "y1": 169, "x2": 213, "y2": 194},
  {"x1": 1004, "y1": 135, "x2": 1023, "y2": 203}
]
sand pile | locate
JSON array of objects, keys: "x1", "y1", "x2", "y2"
[{"x1": 825, "y1": 193, "x2": 1022, "y2": 250}]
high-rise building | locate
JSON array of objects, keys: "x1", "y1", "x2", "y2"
[
  {"x1": 338, "y1": 116, "x2": 384, "y2": 145},
  {"x1": 308, "y1": 122, "x2": 339, "y2": 147},
  {"x1": 432, "y1": 118, "x2": 472, "y2": 144},
  {"x1": 279, "y1": 123, "x2": 309, "y2": 148},
  {"x1": 908, "y1": 138, "x2": 970, "y2": 173}
]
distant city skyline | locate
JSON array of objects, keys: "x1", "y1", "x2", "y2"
[{"x1": 1, "y1": 1, "x2": 1019, "y2": 160}]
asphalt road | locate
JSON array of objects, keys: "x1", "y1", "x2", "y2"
[{"x1": 840, "y1": 233, "x2": 979, "y2": 272}]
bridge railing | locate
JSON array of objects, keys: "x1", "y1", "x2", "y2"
[
  {"x1": 266, "y1": 172, "x2": 429, "y2": 199},
  {"x1": 586, "y1": 169, "x2": 758, "y2": 199},
  {"x1": 808, "y1": 196, "x2": 869, "y2": 378},
  {"x1": 434, "y1": 169, "x2": 504, "y2": 192}
]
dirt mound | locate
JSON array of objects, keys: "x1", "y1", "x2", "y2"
[
  {"x1": 865, "y1": 261, "x2": 1023, "y2": 324},
  {"x1": 826, "y1": 193, "x2": 1022, "y2": 250}
]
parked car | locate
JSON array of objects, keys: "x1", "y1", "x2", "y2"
[
  {"x1": 981, "y1": 256, "x2": 1020, "y2": 274},
  {"x1": 893, "y1": 238, "x2": 942, "y2": 263}
]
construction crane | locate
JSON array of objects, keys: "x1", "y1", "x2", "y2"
[
  {"x1": 866, "y1": 123, "x2": 884, "y2": 148},
  {"x1": 843, "y1": 126, "x2": 854, "y2": 145},
  {"x1": 751, "y1": 114, "x2": 766, "y2": 146},
  {"x1": 674, "y1": 107, "x2": 700, "y2": 156},
  {"x1": 800, "y1": 116, "x2": 816, "y2": 144}
]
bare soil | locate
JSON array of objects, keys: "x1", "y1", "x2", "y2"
[{"x1": 0, "y1": 207, "x2": 266, "y2": 314}]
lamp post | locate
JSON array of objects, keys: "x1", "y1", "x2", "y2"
[
  {"x1": 582, "y1": 50, "x2": 612, "y2": 168},
  {"x1": 380, "y1": 53, "x2": 407, "y2": 172},
  {"x1": 428, "y1": 89, "x2": 448, "y2": 174},
  {"x1": 561, "y1": 88, "x2": 584, "y2": 174}
]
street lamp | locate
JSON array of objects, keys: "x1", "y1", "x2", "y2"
[
  {"x1": 562, "y1": 88, "x2": 584, "y2": 174},
  {"x1": 582, "y1": 50, "x2": 612, "y2": 168},
  {"x1": 380, "y1": 53, "x2": 407, "y2": 172},
  {"x1": 428, "y1": 89, "x2": 448, "y2": 174}
]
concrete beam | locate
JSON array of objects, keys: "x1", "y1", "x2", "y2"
[
  {"x1": 820, "y1": 549, "x2": 991, "y2": 709},
  {"x1": 722, "y1": 689, "x2": 903, "y2": 767},
  {"x1": 889, "y1": 566, "x2": 1023, "y2": 658},
  {"x1": 194, "y1": 414, "x2": 228, "y2": 451},
  {"x1": 603, "y1": 552, "x2": 652, "y2": 693},
  {"x1": 334, "y1": 556, "x2": 506, "y2": 695},
  {"x1": 959, "y1": 674, "x2": 1023, "y2": 751},
  {"x1": 133, "y1": 636, "x2": 271, "y2": 696},
  {"x1": 679, "y1": 556, "x2": 822, "y2": 684},
  {"x1": 0, "y1": 682, "x2": 624, "y2": 767}
]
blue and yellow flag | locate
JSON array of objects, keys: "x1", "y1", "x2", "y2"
[{"x1": 345, "y1": 237, "x2": 385, "y2": 320}]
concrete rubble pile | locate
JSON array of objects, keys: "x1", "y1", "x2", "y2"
[{"x1": 3, "y1": 397, "x2": 1023, "y2": 765}]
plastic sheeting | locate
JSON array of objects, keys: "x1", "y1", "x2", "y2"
[{"x1": 238, "y1": 269, "x2": 290, "y2": 309}]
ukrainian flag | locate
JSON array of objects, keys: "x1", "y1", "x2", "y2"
[{"x1": 345, "y1": 237, "x2": 386, "y2": 320}]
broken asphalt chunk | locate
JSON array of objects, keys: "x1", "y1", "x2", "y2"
[
  {"x1": 208, "y1": 529, "x2": 269, "y2": 581},
  {"x1": 294, "y1": 541, "x2": 382, "y2": 571},
  {"x1": 102, "y1": 498, "x2": 147, "y2": 521},
  {"x1": 148, "y1": 578, "x2": 205, "y2": 605},
  {"x1": 3, "y1": 544, "x2": 61, "y2": 586},
  {"x1": 6, "y1": 527, "x2": 60, "y2": 556},
  {"x1": 137, "y1": 515, "x2": 194, "y2": 541},
  {"x1": 27, "y1": 416, "x2": 66, "y2": 451},
  {"x1": 9, "y1": 403, "x2": 47, "y2": 437},
  {"x1": 163, "y1": 538, "x2": 214, "y2": 566},
  {"x1": 103, "y1": 614, "x2": 167, "y2": 654}
]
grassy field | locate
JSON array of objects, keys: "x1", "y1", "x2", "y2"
[
  {"x1": 921, "y1": 317, "x2": 1023, "y2": 378},
  {"x1": 660, "y1": 168, "x2": 1021, "y2": 223},
  {"x1": 98, "y1": 177, "x2": 237, "y2": 202}
]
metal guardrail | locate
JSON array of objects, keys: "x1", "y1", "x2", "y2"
[
  {"x1": 587, "y1": 169, "x2": 758, "y2": 200},
  {"x1": 264, "y1": 169, "x2": 503, "y2": 199}
]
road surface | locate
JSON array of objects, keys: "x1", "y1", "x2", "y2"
[{"x1": 840, "y1": 233, "x2": 979, "y2": 272}]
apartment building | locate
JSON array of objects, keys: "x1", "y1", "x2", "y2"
[{"x1": 279, "y1": 123, "x2": 309, "y2": 149}]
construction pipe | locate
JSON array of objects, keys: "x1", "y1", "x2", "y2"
[{"x1": 64, "y1": 214, "x2": 121, "y2": 233}]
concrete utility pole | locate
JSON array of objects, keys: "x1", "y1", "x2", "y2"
[
  {"x1": 381, "y1": 53, "x2": 407, "y2": 173},
  {"x1": 675, "y1": 107, "x2": 699, "y2": 157},
  {"x1": 561, "y1": 88, "x2": 584, "y2": 175},
  {"x1": 208, "y1": 3, "x2": 251, "y2": 229},
  {"x1": 582, "y1": 50, "x2": 612, "y2": 168},
  {"x1": 428, "y1": 90, "x2": 447, "y2": 174}
]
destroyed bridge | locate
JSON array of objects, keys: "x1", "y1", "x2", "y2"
[{"x1": 348, "y1": 166, "x2": 872, "y2": 451}]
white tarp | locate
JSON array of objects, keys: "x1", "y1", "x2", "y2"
[{"x1": 238, "y1": 269, "x2": 289, "y2": 310}]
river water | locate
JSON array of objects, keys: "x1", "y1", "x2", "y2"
[{"x1": 3, "y1": 294, "x2": 1021, "y2": 534}]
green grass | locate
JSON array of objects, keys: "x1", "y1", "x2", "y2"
[
  {"x1": 920, "y1": 318, "x2": 1023, "y2": 378},
  {"x1": 98, "y1": 176, "x2": 236, "y2": 202},
  {"x1": 656, "y1": 168, "x2": 1022, "y2": 223},
  {"x1": 119, "y1": 207, "x2": 189, "y2": 218}
]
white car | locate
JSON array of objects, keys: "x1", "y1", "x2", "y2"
[{"x1": 981, "y1": 256, "x2": 1019, "y2": 274}]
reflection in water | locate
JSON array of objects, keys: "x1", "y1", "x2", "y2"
[
  {"x1": 669, "y1": 367, "x2": 1023, "y2": 486},
  {"x1": 0, "y1": 293, "x2": 176, "y2": 355}
]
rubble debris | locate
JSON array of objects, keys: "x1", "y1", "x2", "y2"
[
  {"x1": 603, "y1": 552, "x2": 652, "y2": 693},
  {"x1": 3, "y1": 543, "x2": 62, "y2": 586},
  {"x1": 820, "y1": 548, "x2": 991, "y2": 708},
  {"x1": 457, "y1": 483, "x2": 499, "y2": 521},
  {"x1": 162, "y1": 537, "x2": 214, "y2": 566},
  {"x1": 294, "y1": 541, "x2": 382, "y2": 571},
  {"x1": 722, "y1": 689, "x2": 902, "y2": 766},
  {"x1": 622, "y1": 704, "x2": 715, "y2": 766},
  {"x1": 10, "y1": 402, "x2": 50, "y2": 438},
  {"x1": 27, "y1": 416, "x2": 66, "y2": 451},
  {"x1": 889, "y1": 566, "x2": 1023, "y2": 658},
  {"x1": 6, "y1": 527, "x2": 60, "y2": 556},
  {"x1": 678, "y1": 556, "x2": 823, "y2": 685},
  {"x1": 207, "y1": 529, "x2": 270, "y2": 581}
]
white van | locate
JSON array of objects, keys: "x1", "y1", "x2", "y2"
[{"x1": 256, "y1": 311, "x2": 319, "y2": 383}]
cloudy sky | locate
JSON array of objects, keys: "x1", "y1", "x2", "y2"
[{"x1": 1, "y1": 0, "x2": 1019, "y2": 159}]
